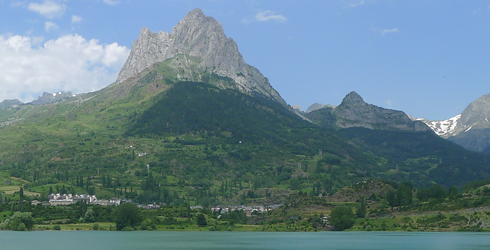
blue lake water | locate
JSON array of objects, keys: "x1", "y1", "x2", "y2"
[{"x1": 0, "y1": 231, "x2": 489, "y2": 250}]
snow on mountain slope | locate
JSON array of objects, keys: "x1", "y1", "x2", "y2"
[{"x1": 417, "y1": 114, "x2": 461, "y2": 137}]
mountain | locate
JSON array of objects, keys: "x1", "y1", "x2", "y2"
[
  {"x1": 306, "y1": 103, "x2": 335, "y2": 113},
  {"x1": 306, "y1": 91, "x2": 430, "y2": 132},
  {"x1": 417, "y1": 115, "x2": 461, "y2": 137},
  {"x1": 29, "y1": 91, "x2": 75, "y2": 105},
  {"x1": 117, "y1": 8, "x2": 286, "y2": 106},
  {"x1": 0, "y1": 99, "x2": 22, "y2": 110},
  {"x1": 0, "y1": 8, "x2": 488, "y2": 210},
  {"x1": 421, "y1": 94, "x2": 490, "y2": 152},
  {"x1": 301, "y1": 91, "x2": 490, "y2": 186}
]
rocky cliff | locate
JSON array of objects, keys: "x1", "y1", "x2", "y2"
[{"x1": 117, "y1": 8, "x2": 286, "y2": 106}]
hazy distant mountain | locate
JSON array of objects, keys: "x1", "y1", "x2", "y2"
[
  {"x1": 305, "y1": 103, "x2": 336, "y2": 113},
  {"x1": 30, "y1": 91, "x2": 75, "y2": 105},
  {"x1": 0, "y1": 99, "x2": 22, "y2": 110}
]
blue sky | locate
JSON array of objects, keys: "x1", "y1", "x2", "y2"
[{"x1": 1, "y1": 0, "x2": 490, "y2": 120}]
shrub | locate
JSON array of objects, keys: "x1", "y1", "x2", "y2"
[
  {"x1": 329, "y1": 206, "x2": 355, "y2": 231},
  {"x1": 197, "y1": 213, "x2": 208, "y2": 227},
  {"x1": 115, "y1": 203, "x2": 142, "y2": 231},
  {"x1": 1, "y1": 212, "x2": 35, "y2": 231}
]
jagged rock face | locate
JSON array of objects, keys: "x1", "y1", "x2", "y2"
[
  {"x1": 333, "y1": 91, "x2": 430, "y2": 132},
  {"x1": 117, "y1": 8, "x2": 286, "y2": 106},
  {"x1": 30, "y1": 92, "x2": 74, "y2": 105},
  {"x1": 458, "y1": 94, "x2": 490, "y2": 130}
]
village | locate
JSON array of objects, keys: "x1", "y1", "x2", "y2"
[
  {"x1": 30, "y1": 193, "x2": 122, "y2": 207},
  {"x1": 32, "y1": 193, "x2": 284, "y2": 216}
]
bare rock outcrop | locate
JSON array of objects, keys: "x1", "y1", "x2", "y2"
[{"x1": 117, "y1": 8, "x2": 286, "y2": 106}]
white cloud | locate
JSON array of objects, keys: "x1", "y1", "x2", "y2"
[
  {"x1": 31, "y1": 36, "x2": 45, "y2": 45},
  {"x1": 0, "y1": 34, "x2": 130, "y2": 103},
  {"x1": 344, "y1": 0, "x2": 365, "y2": 8},
  {"x1": 386, "y1": 100, "x2": 393, "y2": 108},
  {"x1": 241, "y1": 18, "x2": 252, "y2": 24},
  {"x1": 381, "y1": 28, "x2": 399, "y2": 35},
  {"x1": 255, "y1": 11, "x2": 287, "y2": 23},
  {"x1": 102, "y1": 0, "x2": 120, "y2": 5},
  {"x1": 28, "y1": 0, "x2": 66, "y2": 19},
  {"x1": 71, "y1": 15, "x2": 83, "y2": 24},
  {"x1": 44, "y1": 21, "x2": 59, "y2": 32}
]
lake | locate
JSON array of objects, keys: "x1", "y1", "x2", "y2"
[{"x1": 0, "y1": 231, "x2": 489, "y2": 250}]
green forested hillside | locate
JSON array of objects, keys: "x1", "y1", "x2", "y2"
[
  {"x1": 336, "y1": 128, "x2": 490, "y2": 186},
  {"x1": 0, "y1": 62, "x2": 488, "y2": 208}
]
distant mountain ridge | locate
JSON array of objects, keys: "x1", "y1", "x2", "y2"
[
  {"x1": 306, "y1": 91, "x2": 430, "y2": 132},
  {"x1": 0, "y1": 91, "x2": 75, "y2": 110},
  {"x1": 30, "y1": 91, "x2": 75, "y2": 105},
  {"x1": 0, "y1": 99, "x2": 22, "y2": 110}
]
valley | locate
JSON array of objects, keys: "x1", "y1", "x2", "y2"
[{"x1": 1, "y1": 8, "x2": 490, "y2": 232}]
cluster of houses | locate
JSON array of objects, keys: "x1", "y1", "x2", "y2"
[
  {"x1": 31, "y1": 193, "x2": 122, "y2": 206},
  {"x1": 32, "y1": 193, "x2": 284, "y2": 216},
  {"x1": 192, "y1": 204, "x2": 284, "y2": 216},
  {"x1": 137, "y1": 203, "x2": 161, "y2": 210}
]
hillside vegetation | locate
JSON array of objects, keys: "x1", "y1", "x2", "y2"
[{"x1": 0, "y1": 61, "x2": 488, "y2": 210}]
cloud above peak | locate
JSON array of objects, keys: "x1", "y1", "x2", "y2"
[
  {"x1": 71, "y1": 15, "x2": 83, "y2": 24},
  {"x1": 44, "y1": 21, "x2": 59, "y2": 32},
  {"x1": 255, "y1": 11, "x2": 287, "y2": 23},
  {"x1": 345, "y1": 0, "x2": 365, "y2": 8},
  {"x1": 103, "y1": 0, "x2": 120, "y2": 6},
  {"x1": 28, "y1": 0, "x2": 66, "y2": 19},
  {"x1": 381, "y1": 28, "x2": 399, "y2": 35}
]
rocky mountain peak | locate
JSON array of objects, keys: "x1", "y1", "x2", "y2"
[
  {"x1": 182, "y1": 8, "x2": 205, "y2": 20},
  {"x1": 116, "y1": 8, "x2": 286, "y2": 106},
  {"x1": 460, "y1": 94, "x2": 490, "y2": 128},
  {"x1": 333, "y1": 91, "x2": 430, "y2": 132},
  {"x1": 339, "y1": 91, "x2": 365, "y2": 108}
]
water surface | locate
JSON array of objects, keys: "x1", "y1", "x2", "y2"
[{"x1": 1, "y1": 231, "x2": 489, "y2": 250}]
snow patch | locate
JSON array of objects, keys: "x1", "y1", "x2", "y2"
[{"x1": 421, "y1": 114, "x2": 461, "y2": 137}]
